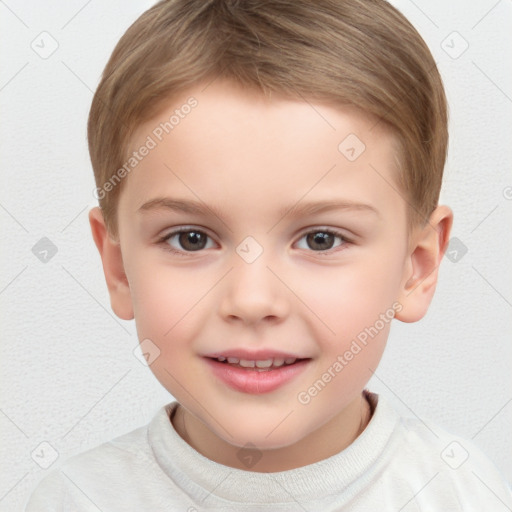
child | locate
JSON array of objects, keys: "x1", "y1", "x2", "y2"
[{"x1": 26, "y1": 0, "x2": 512, "y2": 510}]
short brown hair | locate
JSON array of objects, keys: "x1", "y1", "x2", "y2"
[{"x1": 88, "y1": 0, "x2": 448, "y2": 238}]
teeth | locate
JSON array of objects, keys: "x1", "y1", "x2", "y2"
[
  {"x1": 255, "y1": 359, "x2": 273, "y2": 368},
  {"x1": 216, "y1": 356, "x2": 300, "y2": 368}
]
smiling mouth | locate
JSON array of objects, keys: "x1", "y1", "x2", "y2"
[
  {"x1": 205, "y1": 356, "x2": 312, "y2": 394},
  {"x1": 207, "y1": 356, "x2": 309, "y2": 371}
]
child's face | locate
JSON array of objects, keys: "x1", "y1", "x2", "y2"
[{"x1": 112, "y1": 79, "x2": 417, "y2": 452}]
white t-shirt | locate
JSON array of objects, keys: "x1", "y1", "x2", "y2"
[{"x1": 25, "y1": 391, "x2": 512, "y2": 511}]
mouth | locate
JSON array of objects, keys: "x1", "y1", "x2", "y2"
[
  {"x1": 203, "y1": 353, "x2": 312, "y2": 394},
  {"x1": 206, "y1": 355, "x2": 309, "y2": 371}
]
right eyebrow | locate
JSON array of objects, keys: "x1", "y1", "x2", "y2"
[{"x1": 138, "y1": 197, "x2": 225, "y2": 220}]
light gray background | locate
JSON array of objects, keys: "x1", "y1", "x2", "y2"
[{"x1": 1, "y1": 0, "x2": 511, "y2": 510}]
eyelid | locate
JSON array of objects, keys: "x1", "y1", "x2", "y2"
[
  {"x1": 295, "y1": 225, "x2": 353, "y2": 241},
  {"x1": 159, "y1": 225, "x2": 212, "y2": 238}
]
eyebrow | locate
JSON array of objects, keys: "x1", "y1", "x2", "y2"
[{"x1": 137, "y1": 197, "x2": 380, "y2": 220}]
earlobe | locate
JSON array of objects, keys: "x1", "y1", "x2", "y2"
[
  {"x1": 88, "y1": 207, "x2": 134, "y2": 321},
  {"x1": 395, "y1": 205, "x2": 453, "y2": 323}
]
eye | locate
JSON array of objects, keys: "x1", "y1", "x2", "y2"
[
  {"x1": 158, "y1": 227, "x2": 351, "y2": 256},
  {"x1": 295, "y1": 229, "x2": 349, "y2": 253},
  {"x1": 159, "y1": 227, "x2": 215, "y2": 255}
]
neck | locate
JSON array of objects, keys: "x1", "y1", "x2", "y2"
[{"x1": 171, "y1": 392, "x2": 372, "y2": 472}]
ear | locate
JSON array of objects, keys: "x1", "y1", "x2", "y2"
[
  {"x1": 88, "y1": 207, "x2": 134, "y2": 320},
  {"x1": 395, "y1": 205, "x2": 453, "y2": 323}
]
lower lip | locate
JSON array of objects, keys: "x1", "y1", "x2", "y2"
[{"x1": 205, "y1": 358, "x2": 310, "y2": 394}]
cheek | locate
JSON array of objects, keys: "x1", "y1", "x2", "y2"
[
  {"x1": 296, "y1": 252, "x2": 404, "y2": 339},
  {"x1": 128, "y1": 260, "x2": 206, "y2": 347},
  {"x1": 128, "y1": 267, "x2": 208, "y2": 391}
]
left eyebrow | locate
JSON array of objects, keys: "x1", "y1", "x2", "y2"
[
  {"x1": 137, "y1": 197, "x2": 380, "y2": 221},
  {"x1": 278, "y1": 199, "x2": 380, "y2": 219}
]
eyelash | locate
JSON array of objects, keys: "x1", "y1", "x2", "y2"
[{"x1": 157, "y1": 226, "x2": 352, "y2": 257}]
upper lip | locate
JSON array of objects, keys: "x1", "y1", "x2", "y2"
[{"x1": 203, "y1": 349, "x2": 309, "y2": 360}]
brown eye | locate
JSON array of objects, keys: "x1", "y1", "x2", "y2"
[
  {"x1": 295, "y1": 229, "x2": 348, "y2": 253},
  {"x1": 178, "y1": 231, "x2": 207, "y2": 251},
  {"x1": 162, "y1": 228, "x2": 215, "y2": 254},
  {"x1": 306, "y1": 232, "x2": 336, "y2": 250}
]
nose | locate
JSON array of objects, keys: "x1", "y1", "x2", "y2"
[{"x1": 217, "y1": 253, "x2": 290, "y2": 325}]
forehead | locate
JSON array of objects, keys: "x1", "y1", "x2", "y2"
[{"x1": 120, "y1": 79, "x2": 403, "y2": 224}]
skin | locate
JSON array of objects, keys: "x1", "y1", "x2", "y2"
[{"x1": 89, "y1": 79, "x2": 453, "y2": 472}]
